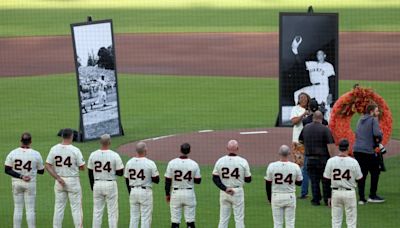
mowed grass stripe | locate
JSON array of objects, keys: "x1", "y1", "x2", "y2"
[{"x1": 1, "y1": 7, "x2": 400, "y2": 37}]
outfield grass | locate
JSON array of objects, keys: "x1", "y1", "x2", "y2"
[
  {"x1": 1, "y1": 6, "x2": 399, "y2": 37},
  {"x1": 0, "y1": 74, "x2": 399, "y2": 227}
]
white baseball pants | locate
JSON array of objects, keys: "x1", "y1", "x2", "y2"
[
  {"x1": 218, "y1": 187, "x2": 245, "y2": 228},
  {"x1": 129, "y1": 187, "x2": 153, "y2": 228},
  {"x1": 331, "y1": 190, "x2": 357, "y2": 228},
  {"x1": 271, "y1": 192, "x2": 296, "y2": 228},
  {"x1": 53, "y1": 177, "x2": 83, "y2": 228},
  {"x1": 294, "y1": 84, "x2": 329, "y2": 105},
  {"x1": 12, "y1": 180, "x2": 36, "y2": 228},
  {"x1": 92, "y1": 181, "x2": 119, "y2": 228},
  {"x1": 170, "y1": 189, "x2": 197, "y2": 224}
]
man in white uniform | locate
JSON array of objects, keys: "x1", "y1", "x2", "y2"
[
  {"x1": 165, "y1": 143, "x2": 201, "y2": 228},
  {"x1": 324, "y1": 139, "x2": 363, "y2": 228},
  {"x1": 88, "y1": 134, "x2": 124, "y2": 228},
  {"x1": 4, "y1": 132, "x2": 45, "y2": 228},
  {"x1": 291, "y1": 36, "x2": 335, "y2": 120},
  {"x1": 265, "y1": 145, "x2": 303, "y2": 228},
  {"x1": 212, "y1": 140, "x2": 252, "y2": 228},
  {"x1": 125, "y1": 141, "x2": 160, "y2": 228},
  {"x1": 94, "y1": 75, "x2": 107, "y2": 107},
  {"x1": 45, "y1": 128, "x2": 86, "y2": 228}
]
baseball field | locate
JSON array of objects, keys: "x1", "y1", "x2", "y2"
[{"x1": 0, "y1": 0, "x2": 399, "y2": 227}]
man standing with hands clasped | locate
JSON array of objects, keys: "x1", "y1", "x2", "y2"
[
  {"x1": 45, "y1": 128, "x2": 86, "y2": 228},
  {"x1": 212, "y1": 140, "x2": 252, "y2": 228},
  {"x1": 324, "y1": 139, "x2": 363, "y2": 228},
  {"x1": 88, "y1": 134, "x2": 124, "y2": 228},
  {"x1": 265, "y1": 145, "x2": 303, "y2": 228},
  {"x1": 5, "y1": 132, "x2": 45, "y2": 228}
]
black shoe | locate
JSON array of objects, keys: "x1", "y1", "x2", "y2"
[
  {"x1": 298, "y1": 195, "x2": 308, "y2": 199},
  {"x1": 368, "y1": 195, "x2": 385, "y2": 203},
  {"x1": 311, "y1": 201, "x2": 321, "y2": 206}
]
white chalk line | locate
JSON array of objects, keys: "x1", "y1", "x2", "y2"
[
  {"x1": 239, "y1": 131, "x2": 268, "y2": 135},
  {"x1": 198, "y1": 130, "x2": 214, "y2": 133}
]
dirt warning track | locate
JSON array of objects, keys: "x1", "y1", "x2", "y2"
[{"x1": 0, "y1": 32, "x2": 399, "y2": 81}]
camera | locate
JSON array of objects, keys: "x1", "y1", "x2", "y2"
[{"x1": 378, "y1": 144, "x2": 387, "y2": 155}]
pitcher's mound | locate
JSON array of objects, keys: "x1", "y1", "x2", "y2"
[{"x1": 118, "y1": 128, "x2": 400, "y2": 166}]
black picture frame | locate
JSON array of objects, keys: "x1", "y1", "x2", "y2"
[
  {"x1": 71, "y1": 19, "x2": 124, "y2": 141},
  {"x1": 278, "y1": 12, "x2": 339, "y2": 126}
]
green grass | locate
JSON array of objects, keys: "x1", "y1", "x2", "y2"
[
  {"x1": 1, "y1": 7, "x2": 400, "y2": 37},
  {"x1": 0, "y1": 74, "x2": 399, "y2": 227}
]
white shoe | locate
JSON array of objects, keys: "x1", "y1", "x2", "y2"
[{"x1": 358, "y1": 200, "x2": 367, "y2": 205}]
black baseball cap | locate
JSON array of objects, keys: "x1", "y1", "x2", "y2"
[{"x1": 339, "y1": 139, "x2": 349, "y2": 151}]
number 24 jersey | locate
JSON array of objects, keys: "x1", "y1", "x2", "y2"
[
  {"x1": 265, "y1": 161, "x2": 302, "y2": 193},
  {"x1": 165, "y1": 157, "x2": 201, "y2": 189}
]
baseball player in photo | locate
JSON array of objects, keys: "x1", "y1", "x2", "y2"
[
  {"x1": 265, "y1": 145, "x2": 303, "y2": 228},
  {"x1": 87, "y1": 134, "x2": 124, "y2": 228},
  {"x1": 93, "y1": 75, "x2": 108, "y2": 107},
  {"x1": 165, "y1": 143, "x2": 201, "y2": 228},
  {"x1": 291, "y1": 36, "x2": 335, "y2": 120},
  {"x1": 4, "y1": 132, "x2": 44, "y2": 228},
  {"x1": 45, "y1": 128, "x2": 86, "y2": 228},
  {"x1": 324, "y1": 139, "x2": 363, "y2": 228},
  {"x1": 125, "y1": 141, "x2": 160, "y2": 228},
  {"x1": 212, "y1": 140, "x2": 252, "y2": 228}
]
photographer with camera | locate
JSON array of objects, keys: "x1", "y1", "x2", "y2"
[{"x1": 353, "y1": 104, "x2": 385, "y2": 205}]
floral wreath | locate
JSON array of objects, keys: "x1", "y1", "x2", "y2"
[{"x1": 329, "y1": 87, "x2": 392, "y2": 154}]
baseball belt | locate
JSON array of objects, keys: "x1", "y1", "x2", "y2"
[
  {"x1": 332, "y1": 187, "x2": 352, "y2": 191},
  {"x1": 131, "y1": 186, "x2": 151, "y2": 189},
  {"x1": 173, "y1": 188, "x2": 193, "y2": 190}
]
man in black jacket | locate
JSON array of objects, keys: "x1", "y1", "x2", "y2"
[{"x1": 300, "y1": 111, "x2": 335, "y2": 206}]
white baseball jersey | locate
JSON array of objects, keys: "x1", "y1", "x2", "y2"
[
  {"x1": 125, "y1": 157, "x2": 159, "y2": 187},
  {"x1": 88, "y1": 149, "x2": 124, "y2": 180},
  {"x1": 165, "y1": 157, "x2": 201, "y2": 189},
  {"x1": 265, "y1": 161, "x2": 303, "y2": 193},
  {"x1": 46, "y1": 144, "x2": 85, "y2": 177},
  {"x1": 323, "y1": 156, "x2": 363, "y2": 189},
  {"x1": 305, "y1": 61, "x2": 335, "y2": 86},
  {"x1": 212, "y1": 154, "x2": 251, "y2": 188},
  {"x1": 5, "y1": 147, "x2": 44, "y2": 182}
]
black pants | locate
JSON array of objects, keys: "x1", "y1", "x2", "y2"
[
  {"x1": 307, "y1": 157, "x2": 331, "y2": 204},
  {"x1": 354, "y1": 152, "x2": 381, "y2": 200}
]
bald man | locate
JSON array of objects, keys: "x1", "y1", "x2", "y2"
[
  {"x1": 125, "y1": 142, "x2": 160, "y2": 228},
  {"x1": 212, "y1": 140, "x2": 252, "y2": 228},
  {"x1": 300, "y1": 111, "x2": 335, "y2": 206},
  {"x1": 88, "y1": 134, "x2": 124, "y2": 228},
  {"x1": 265, "y1": 145, "x2": 303, "y2": 228}
]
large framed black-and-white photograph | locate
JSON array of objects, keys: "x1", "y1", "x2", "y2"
[
  {"x1": 71, "y1": 19, "x2": 123, "y2": 141},
  {"x1": 279, "y1": 12, "x2": 338, "y2": 126}
]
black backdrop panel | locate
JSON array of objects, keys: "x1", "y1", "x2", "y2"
[{"x1": 279, "y1": 13, "x2": 338, "y2": 126}]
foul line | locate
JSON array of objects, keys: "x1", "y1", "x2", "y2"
[
  {"x1": 198, "y1": 130, "x2": 214, "y2": 133},
  {"x1": 239, "y1": 131, "x2": 268, "y2": 135}
]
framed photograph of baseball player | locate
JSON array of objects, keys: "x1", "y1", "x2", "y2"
[
  {"x1": 278, "y1": 12, "x2": 338, "y2": 126},
  {"x1": 71, "y1": 19, "x2": 124, "y2": 141}
]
